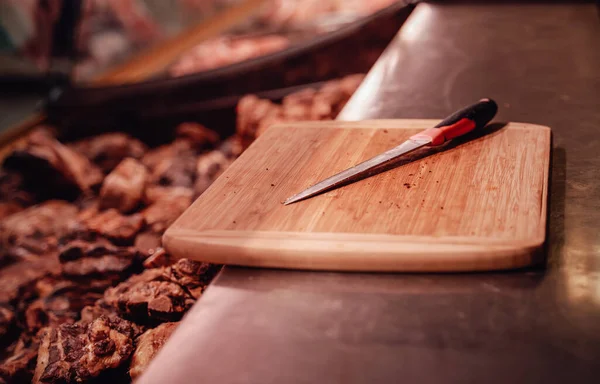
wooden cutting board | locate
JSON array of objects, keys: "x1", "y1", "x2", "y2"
[{"x1": 164, "y1": 120, "x2": 551, "y2": 272}]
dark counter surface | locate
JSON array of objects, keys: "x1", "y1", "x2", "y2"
[{"x1": 140, "y1": 2, "x2": 600, "y2": 383}]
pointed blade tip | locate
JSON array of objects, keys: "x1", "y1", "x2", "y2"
[
  {"x1": 284, "y1": 192, "x2": 307, "y2": 205},
  {"x1": 283, "y1": 197, "x2": 296, "y2": 205}
]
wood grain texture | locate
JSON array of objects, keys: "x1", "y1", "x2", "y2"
[{"x1": 164, "y1": 119, "x2": 551, "y2": 271}]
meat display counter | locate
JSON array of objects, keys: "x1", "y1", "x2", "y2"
[{"x1": 0, "y1": 74, "x2": 368, "y2": 383}]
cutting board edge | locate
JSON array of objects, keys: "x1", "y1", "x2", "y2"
[{"x1": 163, "y1": 228, "x2": 545, "y2": 272}]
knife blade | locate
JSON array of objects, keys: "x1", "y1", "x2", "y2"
[{"x1": 284, "y1": 98, "x2": 498, "y2": 205}]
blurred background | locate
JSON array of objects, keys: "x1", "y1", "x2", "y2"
[
  {"x1": 1, "y1": 0, "x2": 247, "y2": 80},
  {"x1": 0, "y1": 0, "x2": 409, "y2": 133},
  {"x1": 0, "y1": 0, "x2": 411, "y2": 137}
]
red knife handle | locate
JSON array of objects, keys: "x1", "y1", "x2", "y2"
[{"x1": 410, "y1": 98, "x2": 498, "y2": 146}]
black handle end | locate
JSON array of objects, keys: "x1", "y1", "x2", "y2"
[
  {"x1": 435, "y1": 98, "x2": 498, "y2": 130},
  {"x1": 471, "y1": 98, "x2": 498, "y2": 129}
]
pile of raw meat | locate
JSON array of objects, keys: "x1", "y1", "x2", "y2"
[
  {"x1": 169, "y1": 35, "x2": 290, "y2": 78},
  {"x1": 259, "y1": 0, "x2": 401, "y2": 27},
  {"x1": 168, "y1": 0, "x2": 400, "y2": 78},
  {"x1": 236, "y1": 74, "x2": 364, "y2": 147},
  {"x1": 0, "y1": 74, "x2": 362, "y2": 383}
]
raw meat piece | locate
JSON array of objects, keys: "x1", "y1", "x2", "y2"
[
  {"x1": 163, "y1": 259, "x2": 221, "y2": 299},
  {"x1": 175, "y1": 122, "x2": 220, "y2": 150},
  {"x1": 33, "y1": 277, "x2": 77, "y2": 301},
  {"x1": 56, "y1": 222, "x2": 109, "y2": 249},
  {"x1": 236, "y1": 95, "x2": 283, "y2": 147},
  {"x1": 1, "y1": 245, "x2": 45, "y2": 266},
  {"x1": 99, "y1": 158, "x2": 149, "y2": 213},
  {"x1": 129, "y1": 322, "x2": 178, "y2": 380},
  {"x1": 169, "y1": 35, "x2": 290, "y2": 77},
  {"x1": 102, "y1": 268, "x2": 164, "y2": 304},
  {"x1": 2, "y1": 238, "x2": 58, "y2": 266},
  {"x1": 149, "y1": 151, "x2": 197, "y2": 189},
  {"x1": 142, "y1": 248, "x2": 172, "y2": 269},
  {"x1": 3, "y1": 130, "x2": 103, "y2": 200},
  {"x1": 75, "y1": 202, "x2": 102, "y2": 223},
  {"x1": 78, "y1": 305, "x2": 145, "y2": 339},
  {"x1": 79, "y1": 305, "x2": 118, "y2": 325},
  {"x1": 0, "y1": 258, "x2": 60, "y2": 304},
  {"x1": 282, "y1": 88, "x2": 321, "y2": 119},
  {"x1": 33, "y1": 315, "x2": 137, "y2": 383},
  {"x1": 105, "y1": 278, "x2": 194, "y2": 323},
  {"x1": 196, "y1": 150, "x2": 231, "y2": 180},
  {"x1": 260, "y1": 0, "x2": 337, "y2": 26},
  {"x1": 143, "y1": 185, "x2": 193, "y2": 206},
  {"x1": 281, "y1": 74, "x2": 364, "y2": 120},
  {"x1": 70, "y1": 133, "x2": 147, "y2": 173},
  {"x1": 79, "y1": 306, "x2": 112, "y2": 326},
  {"x1": 80, "y1": 208, "x2": 145, "y2": 244},
  {"x1": 6, "y1": 238, "x2": 51, "y2": 257},
  {"x1": 260, "y1": 0, "x2": 396, "y2": 27},
  {"x1": 140, "y1": 140, "x2": 194, "y2": 172},
  {"x1": 0, "y1": 201, "x2": 71, "y2": 265},
  {"x1": 218, "y1": 136, "x2": 244, "y2": 160},
  {"x1": 309, "y1": 73, "x2": 364, "y2": 117},
  {"x1": 102, "y1": 259, "x2": 216, "y2": 323},
  {"x1": 58, "y1": 239, "x2": 143, "y2": 279},
  {"x1": 0, "y1": 202, "x2": 22, "y2": 221},
  {"x1": 142, "y1": 190, "x2": 192, "y2": 234},
  {"x1": 0, "y1": 200, "x2": 78, "y2": 247},
  {"x1": 334, "y1": 72, "x2": 366, "y2": 95},
  {"x1": 0, "y1": 335, "x2": 39, "y2": 384},
  {"x1": 24, "y1": 283, "x2": 103, "y2": 334}
]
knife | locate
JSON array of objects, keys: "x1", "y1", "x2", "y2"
[{"x1": 284, "y1": 98, "x2": 498, "y2": 205}]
